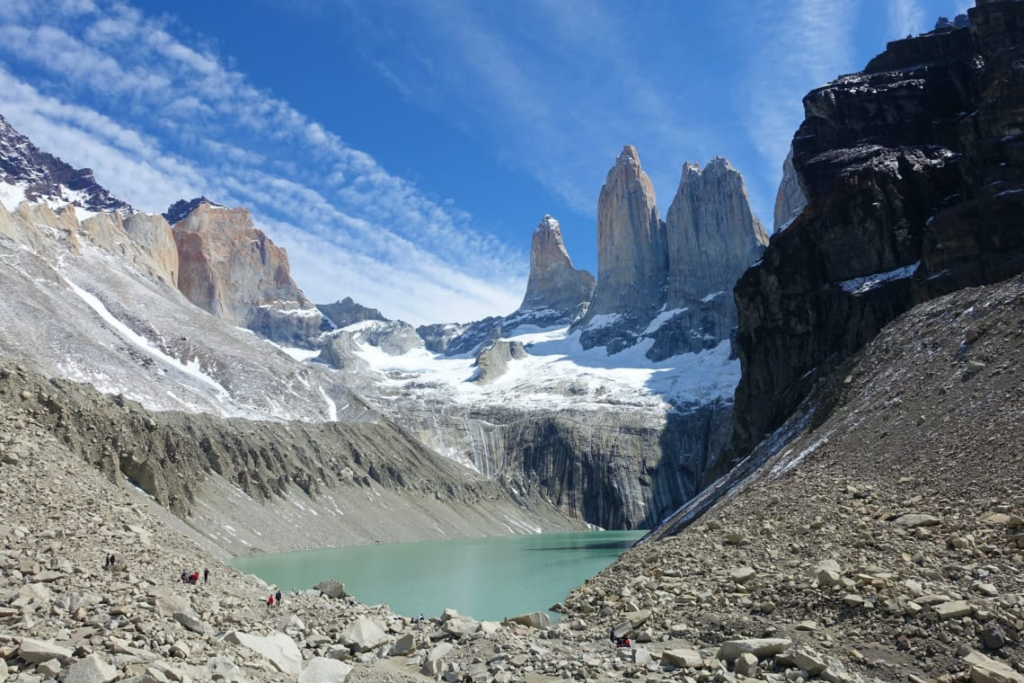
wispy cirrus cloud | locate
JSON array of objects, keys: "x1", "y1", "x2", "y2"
[
  {"x1": 739, "y1": 0, "x2": 858, "y2": 185},
  {"x1": 0, "y1": 0, "x2": 525, "y2": 324},
  {"x1": 887, "y1": 0, "x2": 926, "y2": 39}
]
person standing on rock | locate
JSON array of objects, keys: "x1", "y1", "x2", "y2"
[
  {"x1": 204, "y1": 568, "x2": 209, "y2": 584},
  {"x1": 267, "y1": 594, "x2": 274, "y2": 609},
  {"x1": 275, "y1": 589, "x2": 282, "y2": 607}
]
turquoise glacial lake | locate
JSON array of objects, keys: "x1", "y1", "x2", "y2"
[{"x1": 231, "y1": 531, "x2": 645, "y2": 622}]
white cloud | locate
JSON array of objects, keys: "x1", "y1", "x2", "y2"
[
  {"x1": 740, "y1": 0, "x2": 858, "y2": 190},
  {"x1": 0, "y1": 0, "x2": 525, "y2": 324},
  {"x1": 888, "y1": 0, "x2": 926, "y2": 39}
]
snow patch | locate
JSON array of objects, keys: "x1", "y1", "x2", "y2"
[
  {"x1": 700, "y1": 291, "x2": 725, "y2": 303},
  {"x1": 585, "y1": 313, "x2": 621, "y2": 331},
  {"x1": 837, "y1": 262, "x2": 919, "y2": 296},
  {"x1": 318, "y1": 385, "x2": 338, "y2": 421},
  {"x1": 643, "y1": 308, "x2": 688, "y2": 335}
]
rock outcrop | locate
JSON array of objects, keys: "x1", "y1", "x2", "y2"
[
  {"x1": 578, "y1": 148, "x2": 766, "y2": 359},
  {"x1": 582, "y1": 146, "x2": 666, "y2": 325},
  {"x1": 772, "y1": 147, "x2": 807, "y2": 233},
  {"x1": 0, "y1": 114, "x2": 132, "y2": 215},
  {"x1": 518, "y1": 215, "x2": 595, "y2": 319},
  {"x1": 318, "y1": 296, "x2": 387, "y2": 330},
  {"x1": 471, "y1": 340, "x2": 528, "y2": 385},
  {"x1": 733, "y1": 1, "x2": 1024, "y2": 456},
  {"x1": 170, "y1": 200, "x2": 322, "y2": 346}
]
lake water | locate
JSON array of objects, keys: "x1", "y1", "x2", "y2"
[{"x1": 231, "y1": 531, "x2": 645, "y2": 622}]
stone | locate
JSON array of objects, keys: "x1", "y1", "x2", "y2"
[
  {"x1": 339, "y1": 617, "x2": 388, "y2": 653},
  {"x1": 893, "y1": 514, "x2": 942, "y2": 528},
  {"x1": 964, "y1": 650, "x2": 1024, "y2": 683},
  {"x1": 935, "y1": 601, "x2": 972, "y2": 620},
  {"x1": 662, "y1": 649, "x2": 703, "y2": 669},
  {"x1": 814, "y1": 560, "x2": 842, "y2": 587},
  {"x1": 17, "y1": 638, "x2": 73, "y2": 664},
  {"x1": 63, "y1": 653, "x2": 118, "y2": 683},
  {"x1": 730, "y1": 567, "x2": 757, "y2": 584},
  {"x1": 716, "y1": 638, "x2": 793, "y2": 663},
  {"x1": 36, "y1": 659, "x2": 61, "y2": 678},
  {"x1": 472, "y1": 341, "x2": 529, "y2": 385},
  {"x1": 795, "y1": 621, "x2": 819, "y2": 632},
  {"x1": 227, "y1": 631, "x2": 302, "y2": 676},
  {"x1": 791, "y1": 648, "x2": 828, "y2": 675},
  {"x1": 298, "y1": 657, "x2": 354, "y2": 683},
  {"x1": 735, "y1": 652, "x2": 759, "y2": 678},
  {"x1": 205, "y1": 656, "x2": 243, "y2": 680},
  {"x1": 503, "y1": 611, "x2": 552, "y2": 629},
  {"x1": 624, "y1": 608, "x2": 651, "y2": 628},
  {"x1": 172, "y1": 610, "x2": 206, "y2": 634},
  {"x1": 390, "y1": 633, "x2": 416, "y2": 657},
  {"x1": 982, "y1": 626, "x2": 1006, "y2": 650},
  {"x1": 152, "y1": 594, "x2": 190, "y2": 618},
  {"x1": 315, "y1": 580, "x2": 347, "y2": 599},
  {"x1": 421, "y1": 642, "x2": 452, "y2": 676}
]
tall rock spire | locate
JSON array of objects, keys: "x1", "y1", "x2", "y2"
[
  {"x1": 519, "y1": 214, "x2": 595, "y2": 315},
  {"x1": 664, "y1": 157, "x2": 768, "y2": 307},
  {"x1": 585, "y1": 145, "x2": 667, "y2": 319}
]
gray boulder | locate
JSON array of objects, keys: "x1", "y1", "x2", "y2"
[{"x1": 299, "y1": 657, "x2": 354, "y2": 683}]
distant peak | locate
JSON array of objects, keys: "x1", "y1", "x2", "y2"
[
  {"x1": 536, "y1": 214, "x2": 560, "y2": 232},
  {"x1": 618, "y1": 145, "x2": 641, "y2": 165},
  {"x1": 682, "y1": 157, "x2": 734, "y2": 180},
  {"x1": 163, "y1": 196, "x2": 223, "y2": 225}
]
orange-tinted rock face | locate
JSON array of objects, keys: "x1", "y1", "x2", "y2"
[{"x1": 171, "y1": 201, "x2": 321, "y2": 345}]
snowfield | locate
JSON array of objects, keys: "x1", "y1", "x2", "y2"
[{"x1": 340, "y1": 321, "x2": 740, "y2": 412}]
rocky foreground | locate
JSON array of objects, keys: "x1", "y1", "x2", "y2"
[{"x1": 1, "y1": 287, "x2": 1021, "y2": 683}]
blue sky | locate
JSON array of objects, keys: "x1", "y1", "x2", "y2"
[{"x1": 0, "y1": 0, "x2": 972, "y2": 324}]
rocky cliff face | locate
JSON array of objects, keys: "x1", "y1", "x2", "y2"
[
  {"x1": 519, "y1": 215, "x2": 595, "y2": 319},
  {"x1": 0, "y1": 115, "x2": 132, "y2": 215},
  {"x1": 733, "y1": 0, "x2": 1024, "y2": 456},
  {"x1": 318, "y1": 296, "x2": 387, "y2": 329},
  {"x1": 170, "y1": 199, "x2": 322, "y2": 346},
  {"x1": 578, "y1": 149, "x2": 766, "y2": 359},
  {"x1": 772, "y1": 147, "x2": 807, "y2": 233},
  {"x1": 582, "y1": 146, "x2": 667, "y2": 327}
]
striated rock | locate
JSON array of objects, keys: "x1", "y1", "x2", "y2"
[
  {"x1": 965, "y1": 650, "x2": 1024, "y2": 683},
  {"x1": 472, "y1": 340, "x2": 528, "y2": 385},
  {"x1": 664, "y1": 157, "x2": 767, "y2": 309},
  {"x1": 122, "y1": 213, "x2": 179, "y2": 287},
  {"x1": 773, "y1": 146, "x2": 807, "y2": 233},
  {"x1": 583, "y1": 145, "x2": 666, "y2": 324},
  {"x1": 340, "y1": 617, "x2": 388, "y2": 653},
  {"x1": 17, "y1": 638, "x2": 73, "y2": 665},
  {"x1": 170, "y1": 200, "x2": 321, "y2": 345},
  {"x1": 733, "y1": 5, "x2": 1024, "y2": 456},
  {"x1": 519, "y1": 215, "x2": 595, "y2": 317}
]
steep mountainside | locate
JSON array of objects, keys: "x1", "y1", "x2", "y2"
[
  {"x1": 0, "y1": 114, "x2": 132, "y2": 216},
  {"x1": 733, "y1": 1, "x2": 1024, "y2": 457},
  {"x1": 170, "y1": 199, "x2": 323, "y2": 346},
  {"x1": 569, "y1": 273, "x2": 1024, "y2": 683}
]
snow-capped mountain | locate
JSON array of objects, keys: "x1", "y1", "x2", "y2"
[{"x1": 0, "y1": 114, "x2": 132, "y2": 218}]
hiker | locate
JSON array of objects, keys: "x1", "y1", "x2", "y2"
[
  {"x1": 275, "y1": 589, "x2": 282, "y2": 607},
  {"x1": 109, "y1": 555, "x2": 115, "y2": 567},
  {"x1": 267, "y1": 594, "x2": 274, "y2": 608},
  {"x1": 192, "y1": 571, "x2": 200, "y2": 584},
  {"x1": 204, "y1": 568, "x2": 210, "y2": 584},
  {"x1": 181, "y1": 570, "x2": 187, "y2": 583}
]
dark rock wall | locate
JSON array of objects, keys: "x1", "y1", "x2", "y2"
[{"x1": 733, "y1": 2, "x2": 1024, "y2": 456}]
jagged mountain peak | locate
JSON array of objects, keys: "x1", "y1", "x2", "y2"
[
  {"x1": 163, "y1": 196, "x2": 225, "y2": 225},
  {"x1": 519, "y1": 213, "x2": 594, "y2": 319},
  {"x1": 0, "y1": 113, "x2": 132, "y2": 215}
]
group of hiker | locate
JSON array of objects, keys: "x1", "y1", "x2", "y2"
[
  {"x1": 267, "y1": 589, "x2": 282, "y2": 608},
  {"x1": 180, "y1": 568, "x2": 210, "y2": 585},
  {"x1": 103, "y1": 554, "x2": 116, "y2": 569}
]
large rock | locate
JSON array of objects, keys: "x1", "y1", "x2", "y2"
[
  {"x1": 715, "y1": 638, "x2": 793, "y2": 663},
  {"x1": 518, "y1": 214, "x2": 595, "y2": 316},
  {"x1": 503, "y1": 611, "x2": 552, "y2": 629},
  {"x1": 772, "y1": 146, "x2": 807, "y2": 233},
  {"x1": 339, "y1": 617, "x2": 388, "y2": 653},
  {"x1": 17, "y1": 638, "x2": 73, "y2": 665},
  {"x1": 226, "y1": 631, "x2": 302, "y2": 676},
  {"x1": 661, "y1": 649, "x2": 703, "y2": 669},
  {"x1": 733, "y1": 6, "x2": 1024, "y2": 456},
  {"x1": 299, "y1": 657, "x2": 354, "y2": 683},
  {"x1": 63, "y1": 653, "x2": 118, "y2": 683},
  {"x1": 472, "y1": 340, "x2": 528, "y2": 385},
  {"x1": 170, "y1": 199, "x2": 321, "y2": 345},
  {"x1": 965, "y1": 651, "x2": 1024, "y2": 683},
  {"x1": 317, "y1": 297, "x2": 387, "y2": 329},
  {"x1": 314, "y1": 579, "x2": 348, "y2": 599}
]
